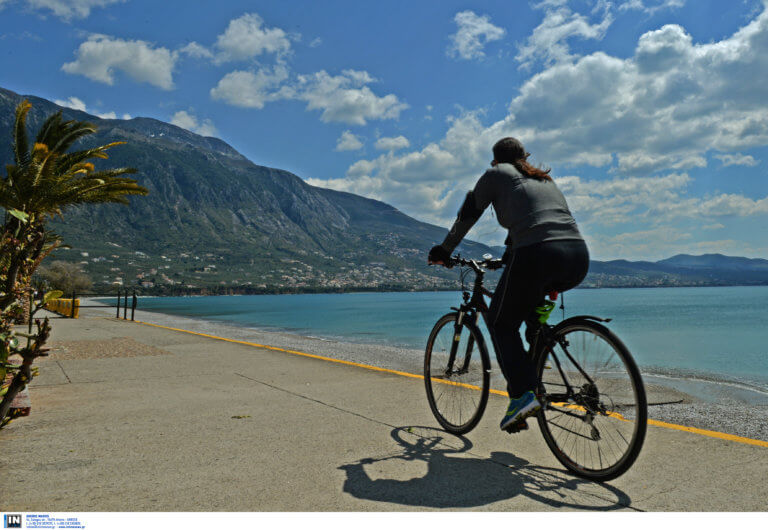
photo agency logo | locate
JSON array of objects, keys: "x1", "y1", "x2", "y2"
[{"x1": 3, "y1": 514, "x2": 22, "y2": 528}]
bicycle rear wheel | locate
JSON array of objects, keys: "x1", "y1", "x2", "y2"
[
  {"x1": 424, "y1": 313, "x2": 490, "y2": 435},
  {"x1": 535, "y1": 319, "x2": 647, "y2": 481}
]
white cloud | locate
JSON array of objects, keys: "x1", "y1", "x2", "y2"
[
  {"x1": 516, "y1": 3, "x2": 613, "y2": 68},
  {"x1": 555, "y1": 172, "x2": 768, "y2": 230},
  {"x1": 290, "y1": 70, "x2": 408, "y2": 125},
  {"x1": 26, "y1": 0, "x2": 125, "y2": 20},
  {"x1": 504, "y1": 5, "x2": 768, "y2": 174},
  {"x1": 309, "y1": 37, "x2": 322, "y2": 48},
  {"x1": 375, "y1": 136, "x2": 410, "y2": 151},
  {"x1": 54, "y1": 96, "x2": 87, "y2": 112},
  {"x1": 696, "y1": 193, "x2": 768, "y2": 217},
  {"x1": 54, "y1": 95, "x2": 125, "y2": 119},
  {"x1": 447, "y1": 10, "x2": 506, "y2": 60},
  {"x1": 209, "y1": 65, "x2": 290, "y2": 109},
  {"x1": 308, "y1": 111, "x2": 498, "y2": 228},
  {"x1": 62, "y1": 34, "x2": 177, "y2": 89},
  {"x1": 619, "y1": 0, "x2": 686, "y2": 15},
  {"x1": 170, "y1": 110, "x2": 218, "y2": 137},
  {"x1": 213, "y1": 13, "x2": 292, "y2": 63},
  {"x1": 212, "y1": 65, "x2": 406, "y2": 125},
  {"x1": 715, "y1": 153, "x2": 759, "y2": 167},
  {"x1": 179, "y1": 42, "x2": 214, "y2": 60},
  {"x1": 335, "y1": 131, "x2": 364, "y2": 152}
]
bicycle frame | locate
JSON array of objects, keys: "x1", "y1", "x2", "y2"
[
  {"x1": 429, "y1": 255, "x2": 647, "y2": 480},
  {"x1": 448, "y1": 257, "x2": 610, "y2": 411},
  {"x1": 445, "y1": 263, "x2": 491, "y2": 377}
]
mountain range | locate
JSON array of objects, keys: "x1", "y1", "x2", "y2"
[{"x1": 1, "y1": 86, "x2": 767, "y2": 294}]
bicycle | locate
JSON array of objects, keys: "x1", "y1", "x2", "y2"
[{"x1": 424, "y1": 254, "x2": 647, "y2": 481}]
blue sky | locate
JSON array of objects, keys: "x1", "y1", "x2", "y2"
[{"x1": 1, "y1": 0, "x2": 767, "y2": 261}]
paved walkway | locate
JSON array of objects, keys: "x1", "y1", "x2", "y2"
[{"x1": 1, "y1": 314, "x2": 766, "y2": 511}]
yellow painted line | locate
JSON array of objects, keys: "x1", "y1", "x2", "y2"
[
  {"x1": 646, "y1": 418, "x2": 768, "y2": 448},
  {"x1": 130, "y1": 318, "x2": 768, "y2": 449}
]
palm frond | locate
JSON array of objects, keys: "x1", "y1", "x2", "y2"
[
  {"x1": 5, "y1": 102, "x2": 147, "y2": 221},
  {"x1": 54, "y1": 142, "x2": 126, "y2": 174},
  {"x1": 13, "y1": 101, "x2": 32, "y2": 168},
  {"x1": 34, "y1": 110, "x2": 63, "y2": 148}
]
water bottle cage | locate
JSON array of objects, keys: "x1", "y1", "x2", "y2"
[{"x1": 535, "y1": 300, "x2": 556, "y2": 324}]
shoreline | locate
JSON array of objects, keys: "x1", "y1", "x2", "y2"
[
  {"x1": 106, "y1": 295, "x2": 768, "y2": 404},
  {"x1": 89, "y1": 282, "x2": 768, "y2": 298},
  {"x1": 72, "y1": 302, "x2": 768, "y2": 442}
]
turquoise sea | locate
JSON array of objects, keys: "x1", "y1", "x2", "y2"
[{"x1": 135, "y1": 286, "x2": 768, "y2": 404}]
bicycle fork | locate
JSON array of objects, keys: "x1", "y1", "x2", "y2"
[{"x1": 445, "y1": 310, "x2": 476, "y2": 377}]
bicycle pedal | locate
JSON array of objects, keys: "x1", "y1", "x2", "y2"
[{"x1": 503, "y1": 419, "x2": 529, "y2": 434}]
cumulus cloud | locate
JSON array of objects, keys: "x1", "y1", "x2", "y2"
[
  {"x1": 505, "y1": 5, "x2": 768, "y2": 174},
  {"x1": 211, "y1": 65, "x2": 407, "y2": 126},
  {"x1": 210, "y1": 65, "x2": 290, "y2": 109},
  {"x1": 715, "y1": 153, "x2": 759, "y2": 167},
  {"x1": 619, "y1": 0, "x2": 686, "y2": 15},
  {"x1": 308, "y1": 111, "x2": 499, "y2": 229},
  {"x1": 375, "y1": 135, "x2": 410, "y2": 151},
  {"x1": 213, "y1": 12, "x2": 292, "y2": 62},
  {"x1": 306, "y1": 4, "x2": 768, "y2": 257},
  {"x1": 553, "y1": 172, "x2": 768, "y2": 237},
  {"x1": 516, "y1": 3, "x2": 613, "y2": 67},
  {"x1": 291, "y1": 70, "x2": 408, "y2": 125},
  {"x1": 447, "y1": 10, "x2": 506, "y2": 60},
  {"x1": 170, "y1": 110, "x2": 218, "y2": 137},
  {"x1": 54, "y1": 96, "x2": 87, "y2": 112},
  {"x1": 335, "y1": 131, "x2": 364, "y2": 152},
  {"x1": 26, "y1": 0, "x2": 125, "y2": 20},
  {"x1": 62, "y1": 34, "x2": 177, "y2": 89},
  {"x1": 179, "y1": 42, "x2": 214, "y2": 60},
  {"x1": 54, "y1": 95, "x2": 127, "y2": 119}
]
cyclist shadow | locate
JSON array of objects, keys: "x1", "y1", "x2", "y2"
[{"x1": 338, "y1": 426, "x2": 634, "y2": 510}]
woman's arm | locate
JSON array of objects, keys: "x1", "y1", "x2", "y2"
[{"x1": 439, "y1": 170, "x2": 496, "y2": 254}]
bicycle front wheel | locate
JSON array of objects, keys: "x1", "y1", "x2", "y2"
[
  {"x1": 424, "y1": 313, "x2": 490, "y2": 435},
  {"x1": 536, "y1": 319, "x2": 647, "y2": 481}
]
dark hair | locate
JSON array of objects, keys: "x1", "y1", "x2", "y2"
[{"x1": 492, "y1": 137, "x2": 552, "y2": 181}]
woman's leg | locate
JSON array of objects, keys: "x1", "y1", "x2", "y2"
[
  {"x1": 487, "y1": 240, "x2": 590, "y2": 398},
  {"x1": 487, "y1": 247, "x2": 543, "y2": 398}
]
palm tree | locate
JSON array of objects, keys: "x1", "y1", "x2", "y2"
[
  {"x1": 1, "y1": 100, "x2": 149, "y2": 426},
  {"x1": 1, "y1": 100, "x2": 148, "y2": 311},
  {"x1": 2, "y1": 100, "x2": 148, "y2": 219}
]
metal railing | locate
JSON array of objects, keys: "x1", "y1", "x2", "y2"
[
  {"x1": 41, "y1": 289, "x2": 138, "y2": 321},
  {"x1": 114, "y1": 288, "x2": 138, "y2": 321}
]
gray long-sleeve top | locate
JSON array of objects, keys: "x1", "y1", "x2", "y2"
[{"x1": 441, "y1": 163, "x2": 583, "y2": 252}]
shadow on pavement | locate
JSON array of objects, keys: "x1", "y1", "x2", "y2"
[{"x1": 338, "y1": 426, "x2": 636, "y2": 510}]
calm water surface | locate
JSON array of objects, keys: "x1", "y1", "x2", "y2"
[{"x1": 135, "y1": 286, "x2": 768, "y2": 401}]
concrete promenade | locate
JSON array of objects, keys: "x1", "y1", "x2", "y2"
[{"x1": 1, "y1": 313, "x2": 766, "y2": 511}]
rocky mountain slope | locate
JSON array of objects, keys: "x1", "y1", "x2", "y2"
[
  {"x1": 0, "y1": 86, "x2": 493, "y2": 293},
  {"x1": 2, "y1": 86, "x2": 766, "y2": 293}
]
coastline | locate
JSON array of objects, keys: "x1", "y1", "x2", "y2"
[
  {"x1": 73, "y1": 301, "x2": 768, "y2": 442},
  {"x1": 88, "y1": 281, "x2": 768, "y2": 298}
]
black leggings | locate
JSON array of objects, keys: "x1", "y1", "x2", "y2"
[{"x1": 487, "y1": 239, "x2": 589, "y2": 398}]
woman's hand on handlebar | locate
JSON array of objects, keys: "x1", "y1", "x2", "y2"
[{"x1": 428, "y1": 245, "x2": 452, "y2": 267}]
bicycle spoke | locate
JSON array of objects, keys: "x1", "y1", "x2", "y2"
[
  {"x1": 425, "y1": 314, "x2": 490, "y2": 435},
  {"x1": 537, "y1": 321, "x2": 647, "y2": 480}
]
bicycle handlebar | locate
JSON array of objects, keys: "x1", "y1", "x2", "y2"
[{"x1": 447, "y1": 255, "x2": 503, "y2": 271}]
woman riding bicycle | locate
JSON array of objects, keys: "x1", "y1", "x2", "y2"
[{"x1": 428, "y1": 137, "x2": 589, "y2": 432}]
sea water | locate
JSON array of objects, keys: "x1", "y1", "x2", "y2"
[{"x1": 135, "y1": 286, "x2": 768, "y2": 404}]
